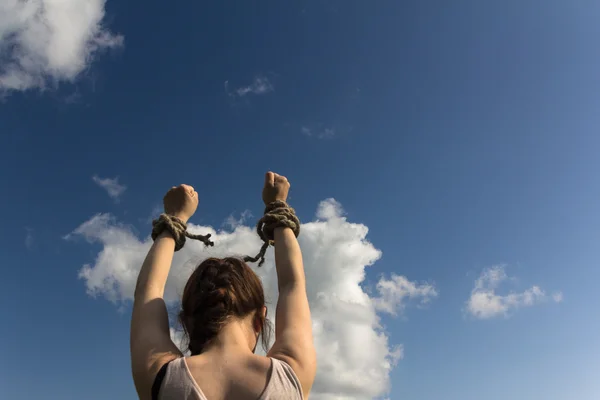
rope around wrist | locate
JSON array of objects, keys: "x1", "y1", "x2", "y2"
[
  {"x1": 151, "y1": 213, "x2": 214, "y2": 251},
  {"x1": 243, "y1": 200, "x2": 300, "y2": 267}
]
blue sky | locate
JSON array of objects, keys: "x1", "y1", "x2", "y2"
[{"x1": 1, "y1": 1, "x2": 600, "y2": 399}]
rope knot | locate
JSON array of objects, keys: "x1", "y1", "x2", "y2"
[
  {"x1": 152, "y1": 214, "x2": 214, "y2": 251},
  {"x1": 244, "y1": 200, "x2": 300, "y2": 267}
]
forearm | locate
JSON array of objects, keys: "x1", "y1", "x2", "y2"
[
  {"x1": 273, "y1": 227, "x2": 306, "y2": 290},
  {"x1": 269, "y1": 226, "x2": 315, "y2": 396},
  {"x1": 133, "y1": 231, "x2": 176, "y2": 302}
]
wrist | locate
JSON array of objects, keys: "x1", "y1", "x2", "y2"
[
  {"x1": 157, "y1": 230, "x2": 176, "y2": 241},
  {"x1": 273, "y1": 226, "x2": 293, "y2": 238},
  {"x1": 168, "y1": 213, "x2": 189, "y2": 224}
]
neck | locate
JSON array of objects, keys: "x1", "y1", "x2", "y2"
[{"x1": 201, "y1": 318, "x2": 257, "y2": 355}]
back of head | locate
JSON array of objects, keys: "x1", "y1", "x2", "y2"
[{"x1": 179, "y1": 257, "x2": 270, "y2": 355}]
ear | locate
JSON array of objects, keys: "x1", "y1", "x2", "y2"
[{"x1": 253, "y1": 307, "x2": 267, "y2": 333}]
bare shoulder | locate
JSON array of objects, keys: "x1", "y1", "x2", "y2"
[
  {"x1": 246, "y1": 354, "x2": 274, "y2": 373},
  {"x1": 235, "y1": 355, "x2": 295, "y2": 397},
  {"x1": 233, "y1": 354, "x2": 273, "y2": 388}
]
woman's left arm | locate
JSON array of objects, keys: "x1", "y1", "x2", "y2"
[{"x1": 130, "y1": 185, "x2": 198, "y2": 399}]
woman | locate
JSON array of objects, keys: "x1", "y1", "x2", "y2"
[{"x1": 130, "y1": 172, "x2": 316, "y2": 400}]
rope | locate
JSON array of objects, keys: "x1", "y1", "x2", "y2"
[
  {"x1": 244, "y1": 200, "x2": 300, "y2": 267},
  {"x1": 152, "y1": 213, "x2": 214, "y2": 251}
]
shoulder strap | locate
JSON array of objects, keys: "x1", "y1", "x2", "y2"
[{"x1": 151, "y1": 361, "x2": 172, "y2": 400}]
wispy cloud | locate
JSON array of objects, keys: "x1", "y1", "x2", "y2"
[
  {"x1": 24, "y1": 228, "x2": 34, "y2": 250},
  {"x1": 301, "y1": 126, "x2": 336, "y2": 139},
  {"x1": 64, "y1": 90, "x2": 83, "y2": 105},
  {"x1": 224, "y1": 76, "x2": 273, "y2": 97},
  {"x1": 92, "y1": 175, "x2": 127, "y2": 201},
  {"x1": 552, "y1": 291, "x2": 564, "y2": 303},
  {"x1": 222, "y1": 210, "x2": 253, "y2": 230},
  {"x1": 66, "y1": 198, "x2": 435, "y2": 399},
  {"x1": 144, "y1": 204, "x2": 162, "y2": 225},
  {"x1": 0, "y1": 0, "x2": 123, "y2": 92},
  {"x1": 465, "y1": 265, "x2": 563, "y2": 319},
  {"x1": 373, "y1": 275, "x2": 438, "y2": 316}
]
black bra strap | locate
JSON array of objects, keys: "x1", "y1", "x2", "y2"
[{"x1": 151, "y1": 361, "x2": 172, "y2": 400}]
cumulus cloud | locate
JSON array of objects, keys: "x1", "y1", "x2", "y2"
[
  {"x1": 67, "y1": 198, "x2": 436, "y2": 399},
  {"x1": 92, "y1": 175, "x2": 126, "y2": 200},
  {"x1": 466, "y1": 265, "x2": 562, "y2": 319},
  {"x1": 0, "y1": 0, "x2": 123, "y2": 92},
  {"x1": 225, "y1": 76, "x2": 273, "y2": 97},
  {"x1": 373, "y1": 274, "x2": 438, "y2": 316}
]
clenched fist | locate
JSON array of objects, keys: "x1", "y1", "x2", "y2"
[
  {"x1": 262, "y1": 171, "x2": 290, "y2": 206},
  {"x1": 163, "y1": 184, "x2": 198, "y2": 223}
]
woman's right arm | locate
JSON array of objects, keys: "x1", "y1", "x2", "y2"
[{"x1": 263, "y1": 172, "x2": 316, "y2": 398}]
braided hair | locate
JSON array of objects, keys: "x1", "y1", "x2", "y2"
[{"x1": 178, "y1": 257, "x2": 272, "y2": 355}]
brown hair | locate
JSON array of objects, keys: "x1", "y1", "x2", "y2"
[{"x1": 179, "y1": 257, "x2": 272, "y2": 355}]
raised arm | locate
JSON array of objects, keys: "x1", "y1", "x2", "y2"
[
  {"x1": 264, "y1": 172, "x2": 317, "y2": 399},
  {"x1": 130, "y1": 185, "x2": 198, "y2": 399}
]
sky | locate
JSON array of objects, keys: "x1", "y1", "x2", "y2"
[{"x1": 1, "y1": 1, "x2": 599, "y2": 399}]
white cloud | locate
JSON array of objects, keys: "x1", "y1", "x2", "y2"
[
  {"x1": 0, "y1": 0, "x2": 123, "y2": 92},
  {"x1": 466, "y1": 265, "x2": 562, "y2": 319},
  {"x1": 373, "y1": 274, "x2": 438, "y2": 316},
  {"x1": 66, "y1": 198, "x2": 435, "y2": 399},
  {"x1": 222, "y1": 210, "x2": 253, "y2": 230},
  {"x1": 92, "y1": 175, "x2": 126, "y2": 200},
  {"x1": 301, "y1": 126, "x2": 336, "y2": 139},
  {"x1": 24, "y1": 227, "x2": 34, "y2": 249},
  {"x1": 552, "y1": 291, "x2": 564, "y2": 303},
  {"x1": 143, "y1": 204, "x2": 162, "y2": 225},
  {"x1": 224, "y1": 76, "x2": 273, "y2": 97}
]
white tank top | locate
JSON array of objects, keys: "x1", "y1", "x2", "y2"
[{"x1": 156, "y1": 357, "x2": 304, "y2": 400}]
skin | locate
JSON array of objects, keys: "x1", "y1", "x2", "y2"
[{"x1": 130, "y1": 173, "x2": 316, "y2": 400}]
